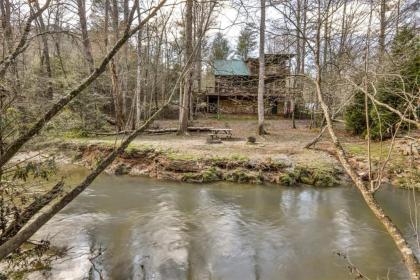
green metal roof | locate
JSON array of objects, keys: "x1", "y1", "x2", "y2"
[{"x1": 213, "y1": 60, "x2": 250, "y2": 76}]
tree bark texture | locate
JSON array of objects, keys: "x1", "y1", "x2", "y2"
[{"x1": 257, "y1": 0, "x2": 266, "y2": 135}]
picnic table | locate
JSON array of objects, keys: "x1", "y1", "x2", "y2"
[{"x1": 209, "y1": 128, "x2": 233, "y2": 140}]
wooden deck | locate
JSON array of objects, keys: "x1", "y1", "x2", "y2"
[{"x1": 203, "y1": 87, "x2": 301, "y2": 97}]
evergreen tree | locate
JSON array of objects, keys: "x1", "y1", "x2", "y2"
[
  {"x1": 236, "y1": 25, "x2": 257, "y2": 60},
  {"x1": 345, "y1": 26, "x2": 419, "y2": 139},
  {"x1": 344, "y1": 91, "x2": 369, "y2": 136},
  {"x1": 211, "y1": 32, "x2": 230, "y2": 60}
]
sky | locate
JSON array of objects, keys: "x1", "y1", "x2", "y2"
[{"x1": 34, "y1": 0, "x2": 419, "y2": 58}]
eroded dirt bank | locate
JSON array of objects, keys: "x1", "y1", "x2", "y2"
[
  {"x1": 41, "y1": 117, "x2": 417, "y2": 189},
  {"x1": 55, "y1": 141, "x2": 344, "y2": 187}
]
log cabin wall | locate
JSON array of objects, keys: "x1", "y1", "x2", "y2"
[
  {"x1": 208, "y1": 96, "x2": 281, "y2": 115},
  {"x1": 214, "y1": 76, "x2": 258, "y2": 96},
  {"x1": 207, "y1": 54, "x2": 295, "y2": 115}
]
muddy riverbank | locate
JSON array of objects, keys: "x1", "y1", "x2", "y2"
[{"x1": 58, "y1": 141, "x2": 344, "y2": 187}]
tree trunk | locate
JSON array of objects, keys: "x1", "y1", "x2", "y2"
[
  {"x1": 292, "y1": 0, "x2": 301, "y2": 130},
  {"x1": 312, "y1": 3, "x2": 420, "y2": 277},
  {"x1": 291, "y1": 98, "x2": 296, "y2": 129},
  {"x1": 34, "y1": 2, "x2": 53, "y2": 99},
  {"x1": 143, "y1": 24, "x2": 150, "y2": 120},
  {"x1": 313, "y1": 73, "x2": 420, "y2": 279},
  {"x1": 0, "y1": 0, "x2": 12, "y2": 53},
  {"x1": 0, "y1": 0, "x2": 166, "y2": 169},
  {"x1": 178, "y1": 0, "x2": 193, "y2": 134},
  {"x1": 300, "y1": 0, "x2": 307, "y2": 74},
  {"x1": 0, "y1": 0, "x2": 52, "y2": 78},
  {"x1": 0, "y1": 0, "x2": 20, "y2": 86},
  {"x1": 110, "y1": 0, "x2": 124, "y2": 131},
  {"x1": 76, "y1": 0, "x2": 94, "y2": 72},
  {"x1": 152, "y1": 15, "x2": 170, "y2": 113},
  {"x1": 379, "y1": 0, "x2": 386, "y2": 62},
  {"x1": 0, "y1": 82, "x2": 177, "y2": 261},
  {"x1": 322, "y1": 3, "x2": 330, "y2": 70},
  {"x1": 295, "y1": 0, "x2": 301, "y2": 74},
  {"x1": 122, "y1": 0, "x2": 130, "y2": 121},
  {"x1": 135, "y1": 3, "x2": 142, "y2": 127},
  {"x1": 338, "y1": 0, "x2": 347, "y2": 59},
  {"x1": 396, "y1": 0, "x2": 400, "y2": 36},
  {"x1": 257, "y1": 0, "x2": 266, "y2": 135}
]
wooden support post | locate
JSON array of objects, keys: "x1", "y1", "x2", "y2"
[{"x1": 217, "y1": 93, "x2": 220, "y2": 119}]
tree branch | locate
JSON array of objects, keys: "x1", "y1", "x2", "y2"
[{"x1": 0, "y1": 0, "x2": 167, "y2": 169}]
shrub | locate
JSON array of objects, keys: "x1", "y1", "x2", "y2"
[{"x1": 278, "y1": 173, "x2": 296, "y2": 186}]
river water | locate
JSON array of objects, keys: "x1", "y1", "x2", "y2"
[{"x1": 32, "y1": 168, "x2": 419, "y2": 280}]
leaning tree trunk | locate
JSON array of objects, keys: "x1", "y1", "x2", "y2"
[
  {"x1": 0, "y1": 0, "x2": 166, "y2": 169},
  {"x1": 310, "y1": 3, "x2": 419, "y2": 276},
  {"x1": 0, "y1": 14, "x2": 187, "y2": 256},
  {"x1": 257, "y1": 0, "x2": 266, "y2": 135},
  {"x1": 0, "y1": 85, "x2": 178, "y2": 260},
  {"x1": 313, "y1": 71, "x2": 420, "y2": 279}
]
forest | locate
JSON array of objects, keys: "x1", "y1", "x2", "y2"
[{"x1": 0, "y1": 0, "x2": 419, "y2": 279}]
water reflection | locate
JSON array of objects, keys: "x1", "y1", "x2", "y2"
[{"x1": 32, "y1": 171, "x2": 418, "y2": 280}]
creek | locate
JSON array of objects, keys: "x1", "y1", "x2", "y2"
[{"x1": 32, "y1": 167, "x2": 419, "y2": 279}]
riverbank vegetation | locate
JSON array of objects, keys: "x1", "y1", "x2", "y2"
[
  {"x1": 27, "y1": 117, "x2": 419, "y2": 190},
  {"x1": 0, "y1": 0, "x2": 419, "y2": 278}
]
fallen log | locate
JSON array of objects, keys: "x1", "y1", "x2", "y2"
[
  {"x1": 146, "y1": 128, "x2": 177, "y2": 134},
  {"x1": 87, "y1": 131, "x2": 129, "y2": 136},
  {"x1": 88, "y1": 126, "x2": 215, "y2": 136},
  {"x1": 187, "y1": 126, "x2": 214, "y2": 132},
  {"x1": 146, "y1": 127, "x2": 214, "y2": 133}
]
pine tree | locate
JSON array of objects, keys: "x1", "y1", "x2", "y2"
[
  {"x1": 345, "y1": 26, "x2": 419, "y2": 139},
  {"x1": 211, "y1": 32, "x2": 230, "y2": 60},
  {"x1": 236, "y1": 25, "x2": 257, "y2": 60}
]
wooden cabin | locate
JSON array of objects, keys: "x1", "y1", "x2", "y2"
[{"x1": 206, "y1": 54, "x2": 297, "y2": 115}]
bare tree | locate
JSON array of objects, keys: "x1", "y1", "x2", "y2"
[
  {"x1": 0, "y1": 0, "x2": 167, "y2": 169},
  {"x1": 257, "y1": 0, "x2": 266, "y2": 135},
  {"x1": 178, "y1": 0, "x2": 193, "y2": 135},
  {"x1": 134, "y1": 3, "x2": 143, "y2": 128},
  {"x1": 0, "y1": 0, "x2": 169, "y2": 260},
  {"x1": 0, "y1": 0, "x2": 217, "y2": 259},
  {"x1": 77, "y1": 0, "x2": 95, "y2": 72},
  {"x1": 378, "y1": 0, "x2": 386, "y2": 62},
  {"x1": 269, "y1": 0, "x2": 420, "y2": 277}
]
